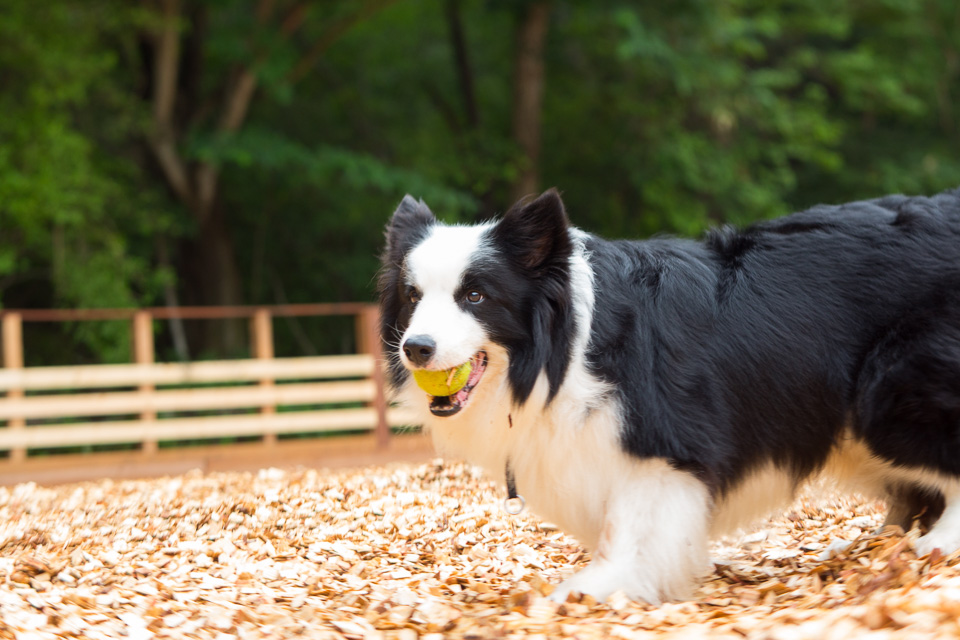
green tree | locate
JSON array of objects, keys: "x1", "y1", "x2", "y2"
[
  {"x1": 2, "y1": 0, "x2": 958, "y2": 363},
  {"x1": 545, "y1": 0, "x2": 959, "y2": 236},
  {"x1": 0, "y1": 0, "x2": 174, "y2": 362},
  {"x1": 137, "y1": 0, "x2": 475, "y2": 354}
]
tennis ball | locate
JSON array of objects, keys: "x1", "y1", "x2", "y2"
[{"x1": 412, "y1": 360, "x2": 473, "y2": 396}]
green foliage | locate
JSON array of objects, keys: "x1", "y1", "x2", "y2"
[
  {"x1": 188, "y1": 128, "x2": 476, "y2": 215},
  {"x1": 544, "y1": 0, "x2": 957, "y2": 237},
  {"x1": 1, "y1": 0, "x2": 958, "y2": 362},
  {"x1": 0, "y1": 0, "x2": 176, "y2": 362}
]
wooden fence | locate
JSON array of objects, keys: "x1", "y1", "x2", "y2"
[{"x1": 0, "y1": 304, "x2": 430, "y2": 486}]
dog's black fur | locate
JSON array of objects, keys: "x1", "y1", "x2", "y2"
[{"x1": 579, "y1": 189, "x2": 960, "y2": 524}]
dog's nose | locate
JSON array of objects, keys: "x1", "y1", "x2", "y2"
[{"x1": 403, "y1": 335, "x2": 436, "y2": 367}]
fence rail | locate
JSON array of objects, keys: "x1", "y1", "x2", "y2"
[{"x1": 0, "y1": 304, "x2": 429, "y2": 485}]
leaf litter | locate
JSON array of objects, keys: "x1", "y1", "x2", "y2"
[{"x1": 0, "y1": 459, "x2": 958, "y2": 639}]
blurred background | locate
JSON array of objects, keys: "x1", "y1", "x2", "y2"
[{"x1": 2, "y1": 0, "x2": 959, "y2": 364}]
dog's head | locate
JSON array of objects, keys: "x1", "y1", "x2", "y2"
[{"x1": 379, "y1": 189, "x2": 577, "y2": 418}]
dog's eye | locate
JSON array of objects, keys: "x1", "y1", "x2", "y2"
[
  {"x1": 408, "y1": 288, "x2": 421, "y2": 304},
  {"x1": 466, "y1": 291, "x2": 484, "y2": 304}
]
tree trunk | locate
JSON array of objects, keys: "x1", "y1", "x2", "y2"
[
  {"x1": 446, "y1": 0, "x2": 479, "y2": 129},
  {"x1": 509, "y1": 1, "x2": 551, "y2": 204},
  {"x1": 184, "y1": 206, "x2": 246, "y2": 356}
]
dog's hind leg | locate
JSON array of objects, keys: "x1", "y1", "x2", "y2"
[
  {"x1": 884, "y1": 483, "x2": 945, "y2": 534},
  {"x1": 916, "y1": 485, "x2": 960, "y2": 556},
  {"x1": 548, "y1": 460, "x2": 712, "y2": 605},
  {"x1": 855, "y1": 293, "x2": 960, "y2": 553}
]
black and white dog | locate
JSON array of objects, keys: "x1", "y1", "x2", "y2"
[{"x1": 379, "y1": 187, "x2": 960, "y2": 604}]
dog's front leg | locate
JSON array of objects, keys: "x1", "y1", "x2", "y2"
[{"x1": 548, "y1": 462, "x2": 712, "y2": 605}]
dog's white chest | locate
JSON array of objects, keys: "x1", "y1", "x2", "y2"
[{"x1": 429, "y1": 389, "x2": 626, "y2": 551}]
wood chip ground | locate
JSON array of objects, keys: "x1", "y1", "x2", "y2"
[{"x1": 1, "y1": 459, "x2": 959, "y2": 639}]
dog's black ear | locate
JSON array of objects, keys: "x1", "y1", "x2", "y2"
[
  {"x1": 379, "y1": 196, "x2": 435, "y2": 389},
  {"x1": 384, "y1": 195, "x2": 436, "y2": 263},
  {"x1": 491, "y1": 189, "x2": 575, "y2": 407},
  {"x1": 493, "y1": 189, "x2": 571, "y2": 272}
]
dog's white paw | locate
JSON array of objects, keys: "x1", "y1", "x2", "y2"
[
  {"x1": 548, "y1": 562, "x2": 660, "y2": 605},
  {"x1": 916, "y1": 529, "x2": 960, "y2": 557}
]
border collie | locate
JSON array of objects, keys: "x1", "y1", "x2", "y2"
[{"x1": 378, "y1": 187, "x2": 960, "y2": 604}]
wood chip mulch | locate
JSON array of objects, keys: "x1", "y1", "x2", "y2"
[{"x1": 1, "y1": 459, "x2": 959, "y2": 640}]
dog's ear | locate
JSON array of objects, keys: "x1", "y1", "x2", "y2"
[
  {"x1": 379, "y1": 196, "x2": 435, "y2": 389},
  {"x1": 493, "y1": 188, "x2": 571, "y2": 272},
  {"x1": 384, "y1": 195, "x2": 436, "y2": 263},
  {"x1": 493, "y1": 189, "x2": 575, "y2": 407}
]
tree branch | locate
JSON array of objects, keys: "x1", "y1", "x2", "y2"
[
  {"x1": 288, "y1": 0, "x2": 400, "y2": 84},
  {"x1": 192, "y1": 1, "x2": 306, "y2": 223},
  {"x1": 148, "y1": 0, "x2": 194, "y2": 208},
  {"x1": 151, "y1": 137, "x2": 194, "y2": 207},
  {"x1": 280, "y1": 2, "x2": 310, "y2": 36},
  {"x1": 219, "y1": 69, "x2": 259, "y2": 133},
  {"x1": 152, "y1": 0, "x2": 180, "y2": 129},
  {"x1": 193, "y1": 69, "x2": 258, "y2": 222}
]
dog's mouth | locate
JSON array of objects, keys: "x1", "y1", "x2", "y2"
[{"x1": 427, "y1": 351, "x2": 488, "y2": 417}]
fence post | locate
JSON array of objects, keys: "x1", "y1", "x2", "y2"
[
  {"x1": 132, "y1": 310, "x2": 157, "y2": 455},
  {"x1": 357, "y1": 306, "x2": 389, "y2": 449},
  {"x1": 251, "y1": 308, "x2": 276, "y2": 445},
  {"x1": 2, "y1": 313, "x2": 26, "y2": 462}
]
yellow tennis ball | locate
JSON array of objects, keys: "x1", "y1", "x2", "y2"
[{"x1": 412, "y1": 360, "x2": 473, "y2": 396}]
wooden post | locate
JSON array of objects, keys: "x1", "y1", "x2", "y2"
[
  {"x1": 2, "y1": 313, "x2": 26, "y2": 462},
  {"x1": 132, "y1": 311, "x2": 158, "y2": 455},
  {"x1": 358, "y1": 305, "x2": 389, "y2": 449},
  {"x1": 251, "y1": 308, "x2": 276, "y2": 445},
  {"x1": 354, "y1": 311, "x2": 370, "y2": 356}
]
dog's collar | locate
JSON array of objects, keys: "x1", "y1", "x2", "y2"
[{"x1": 504, "y1": 460, "x2": 525, "y2": 514}]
